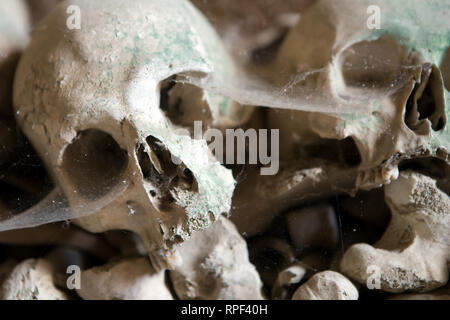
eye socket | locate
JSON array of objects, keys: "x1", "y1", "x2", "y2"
[
  {"x1": 62, "y1": 129, "x2": 128, "y2": 200},
  {"x1": 159, "y1": 75, "x2": 213, "y2": 133},
  {"x1": 339, "y1": 35, "x2": 409, "y2": 89}
]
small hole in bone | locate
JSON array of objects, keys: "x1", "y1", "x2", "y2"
[
  {"x1": 180, "y1": 168, "x2": 194, "y2": 187},
  {"x1": 159, "y1": 74, "x2": 213, "y2": 133},
  {"x1": 404, "y1": 63, "x2": 447, "y2": 133},
  {"x1": 173, "y1": 235, "x2": 183, "y2": 244},
  {"x1": 62, "y1": 129, "x2": 128, "y2": 200},
  {"x1": 340, "y1": 36, "x2": 409, "y2": 89}
]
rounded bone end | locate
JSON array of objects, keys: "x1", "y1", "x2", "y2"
[
  {"x1": 340, "y1": 243, "x2": 449, "y2": 293},
  {"x1": 292, "y1": 271, "x2": 358, "y2": 300},
  {"x1": 77, "y1": 257, "x2": 173, "y2": 300},
  {"x1": 0, "y1": 259, "x2": 67, "y2": 300}
]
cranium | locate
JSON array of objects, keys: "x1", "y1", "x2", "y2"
[
  {"x1": 12, "y1": 0, "x2": 241, "y2": 270},
  {"x1": 267, "y1": 0, "x2": 450, "y2": 189}
]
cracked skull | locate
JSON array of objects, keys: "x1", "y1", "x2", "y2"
[{"x1": 12, "y1": 0, "x2": 241, "y2": 270}]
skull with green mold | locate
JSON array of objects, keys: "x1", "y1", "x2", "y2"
[
  {"x1": 12, "y1": 0, "x2": 241, "y2": 270},
  {"x1": 269, "y1": 0, "x2": 450, "y2": 190}
]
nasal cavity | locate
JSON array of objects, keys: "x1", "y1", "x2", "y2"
[
  {"x1": 404, "y1": 63, "x2": 447, "y2": 134},
  {"x1": 62, "y1": 129, "x2": 128, "y2": 200},
  {"x1": 136, "y1": 136, "x2": 197, "y2": 192}
]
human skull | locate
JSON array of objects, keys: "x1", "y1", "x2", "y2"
[
  {"x1": 13, "y1": 0, "x2": 240, "y2": 270},
  {"x1": 255, "y1": 0, "x2": 450, "y2": 293},
  {"x1": 228, "y1": 0, "x2": 450, "y2": 238},
  {"x1": 268, "y1": 0, "x2": 450, "y2": 189}
]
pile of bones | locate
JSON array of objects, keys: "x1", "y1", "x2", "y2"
[{"x1": 0, "y1": 0, "x2": 449, "y2": 300}]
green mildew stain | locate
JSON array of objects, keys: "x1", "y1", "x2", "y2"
[
  {"x1": 359, "y1": 138, "x2": 368, "y2": 146},
  {"x1": 340, "y1": 109, "x2": 384, "y2": 144},
  {"x1": 361, "y1": 0, "x2": 450, "y2": 66},
  {"x1": 122, "y1": 37, "x2": 143, "y2": 68},
  {"x1": 218, "y1": 98, "x2": 229, "y2": 116},
  {"x1": 204, "y1": 92, "x2": 232, "y2": 119},
  {"x1": 89, "y1": 0, "x2": 235, "y2": 131},
  {"x1": 149, "y1": 29, "x2": 159, "y2": 40}
]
